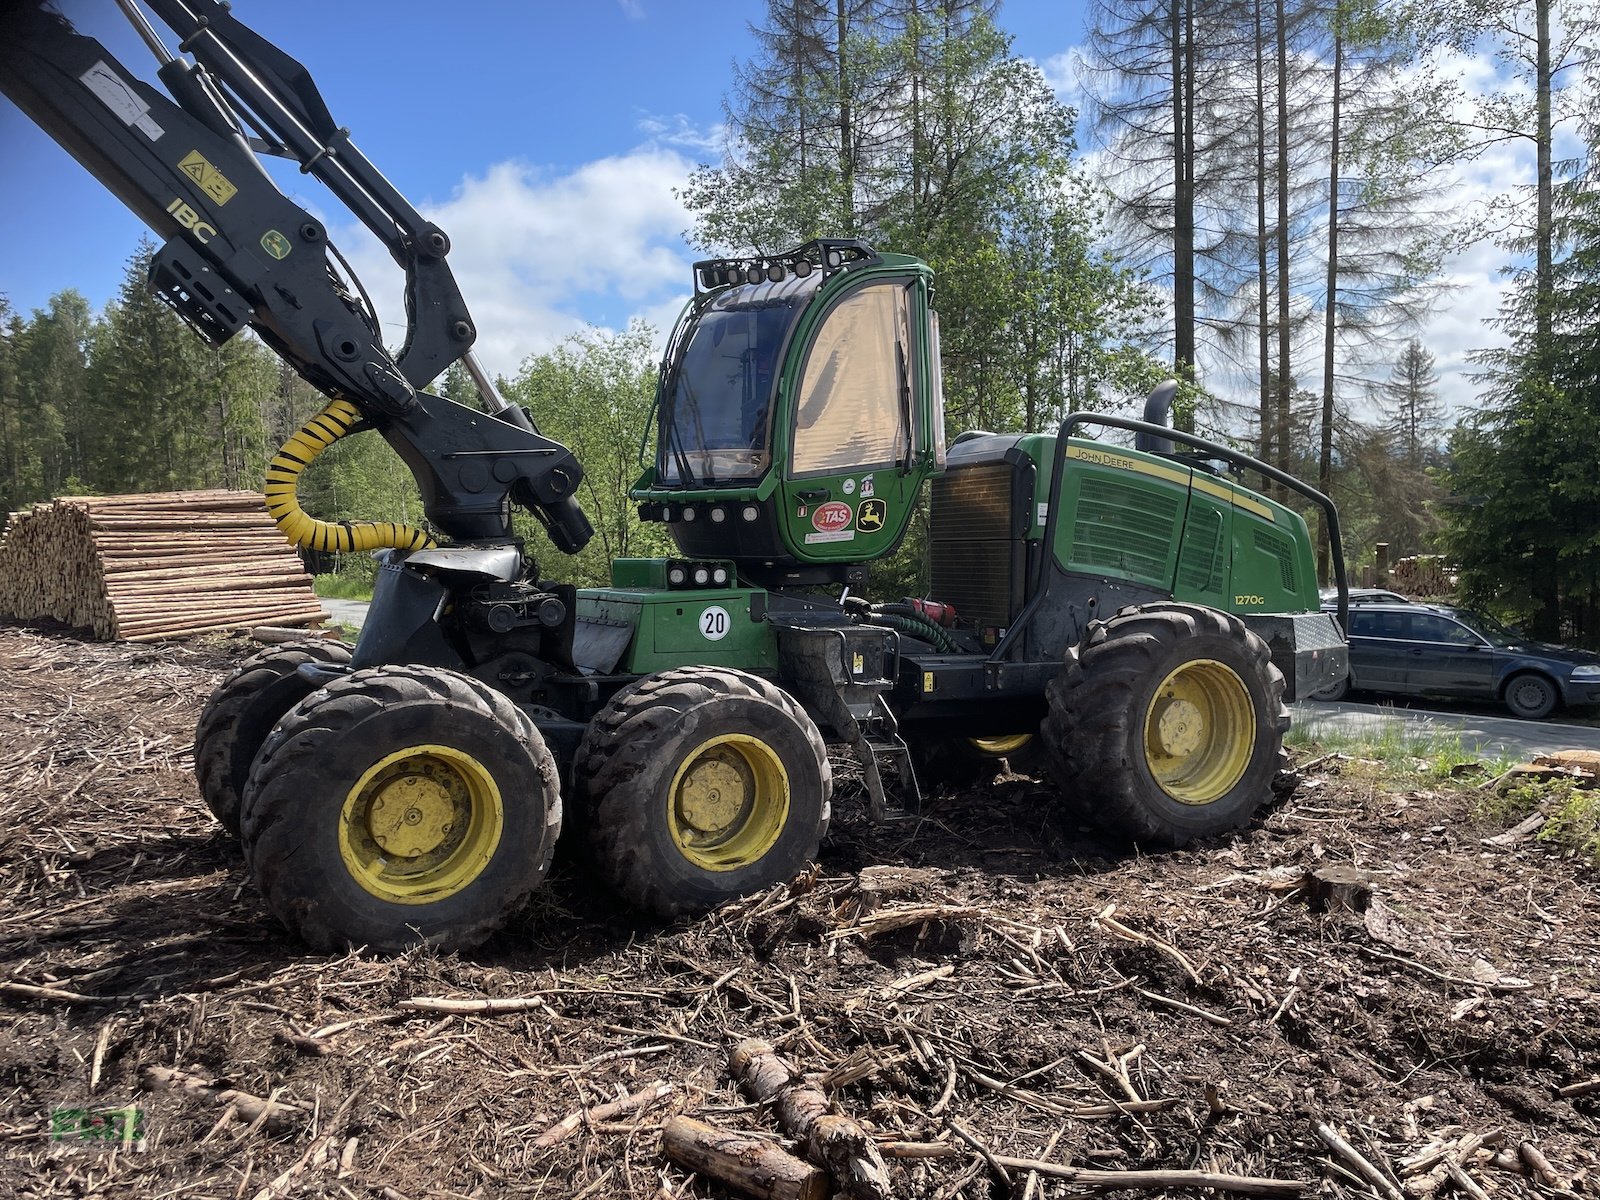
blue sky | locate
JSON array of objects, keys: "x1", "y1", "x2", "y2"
[
  {"x1": 0, "y1": 0, "x2": 1548, "y2": 411},
  {"x1": 0, "y1": 0, "x2": 1085, "y2": 372}
]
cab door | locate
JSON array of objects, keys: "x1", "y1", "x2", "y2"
[{"x1": 779, "y1": 280, "x2": 924, "y2": 565}]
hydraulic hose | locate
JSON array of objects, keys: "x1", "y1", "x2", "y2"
[
  {"x1": 869, "y1": 611, "x2": 958, "y2": 653},
  {"x1": 264, "y1": 399, "x2": 435, "y2": 553}
]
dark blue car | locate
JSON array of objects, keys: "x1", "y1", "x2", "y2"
[{"x1": 1314, "y1": 601, "x2": 1600, "y2": 719}]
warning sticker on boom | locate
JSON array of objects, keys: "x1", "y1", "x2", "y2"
[
  {"x1": 178, "y1": 150, "x2": 238, "y2": 205},
  {"x1": 80, "y1": 61, "x2": 163, "y2": 141}
]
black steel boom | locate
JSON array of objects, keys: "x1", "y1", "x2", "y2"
[{"x1": 0, "y1": 0, "x2": 592, "y2": 550}]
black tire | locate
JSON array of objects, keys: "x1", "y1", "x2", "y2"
[
  {"x1": 239, "y1": 664, "x2": 561, "y2": 953},
  {"x1": 1309, "y1": 673, "x2": 1350, "y2": 701},
  {"x1": 194, "y1": 639, "x2": 353, "y2": 837},
  {"x1": 1042, "y1": 602, "x2": 1288, "y2": 847},
  {"x1": 574, "y1": 666, "x2": 831, "y2": 918},
  {"x1": 1503, "y1": 671, "x2": 1558, "y2": 720}
]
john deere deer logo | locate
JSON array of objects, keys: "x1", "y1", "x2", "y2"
[{"x1": 857, "y1": 499, "x2": 887, "y2": 533}]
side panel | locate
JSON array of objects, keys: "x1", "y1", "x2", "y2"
[
  {"x1": 1171, "y1": 485, "x2": 1233, "y2": 610},
  {"x1": 1051, "y1": 442, "x2": 1191, "y2": 591},
  {"x1": 579, "y1": 587, "x2": 780, "y2": 676}
]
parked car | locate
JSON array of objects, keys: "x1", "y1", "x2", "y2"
[
  {"x1": 1319, "y1": 586, "x2": 1413, "y2": 606},
  {"x1": 1312, "y1": 601, "x2": 1600, "y2": 718}
]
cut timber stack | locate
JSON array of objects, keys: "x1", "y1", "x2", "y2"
[{"x1": 0, "y1": 490, "x2": 325, "y2": 643}]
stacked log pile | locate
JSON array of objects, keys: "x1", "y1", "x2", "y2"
[
  {"x1": 1391, "y1": 554, "x2": 1456, "y2": 599},
  {"x1": 0, "y1": 490, "x2": 325, "y2": 642}
]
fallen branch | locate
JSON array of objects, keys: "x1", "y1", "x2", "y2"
[
  {"x1": 661, "y1": 1115, "x2": 826, "y2": 1200},
  {"x1": 397, "y1": 995, "x2": 547, "y2": 1015},
  {"x1": 140, "y1": 1065, "x2": 308, "y2": 1133},
  {"x1": 730, "y1": 1038, "x2": 892, "y2": 1200},
  {"x1": 1093, "y1": 905, "x2": 1200, "y2": 984},
  {"x1": 874, "y1": 1142, "x2": 1308, "y2": 1196},
  {"x1": 534, "y1": 1081, "x2": 673, "y2": 1148},
  {"x1": 1314, "y1": 1121, "x2": 1404, "y2": 1200}
]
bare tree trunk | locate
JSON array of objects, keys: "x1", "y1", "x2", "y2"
[
  {"x1": 1255, "y1": 0, "x2": 1272, "y2": 472},
  {"x1": 836, "y1": 0, "x2": 855, "y2": 235},
  {"x1": 1316, "y1": 22, "x2": 1342, "y2": 584},
  {"x1": 1534, "y1": 0, "x2": 1553, "y2": 360},
  {"x1": 1273, "y1": 0, "x2": 1293, "y2": 491},
  {"x1": 1171, "y1": 0, "x2": 1197, "y2": 426}
]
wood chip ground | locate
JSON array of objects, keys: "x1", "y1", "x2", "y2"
[{"x1": 0, "y1": 621, "x2": 1595, "y2": 1199}]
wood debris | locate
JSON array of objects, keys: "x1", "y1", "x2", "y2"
[{"x1": 0, "y1": 624, "x2": 1596, "y2": 1199}]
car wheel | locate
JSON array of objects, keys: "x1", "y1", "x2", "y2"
[
  {"x1": 1309, "y1": 674, "x2": 1350, "y2": 702},
  {"x1": 1503, "y1": 672, "x2": 1558, "y2": 720}
]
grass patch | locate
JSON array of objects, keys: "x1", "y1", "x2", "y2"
[
  {"x1": 1474, "y1": 774, "x2": 1600, "y2": 864},
  {"x1": 313, "y1": 572, "x2": 374, "y2": 601},
  {"x1": 1287, "y1": 720, "x2": 1516, "y2": 783}
]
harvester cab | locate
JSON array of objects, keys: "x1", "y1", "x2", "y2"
[{"x1": 633, "y1": 240, "x2": 945, "y2": 589}]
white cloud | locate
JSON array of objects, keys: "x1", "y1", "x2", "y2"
[
  {"x1": 634, "y1": 110, "x2": 729, "y2": 156},
  {"x1": 618, "y1": 0, "x2": 646, "y2": 22},
  {"x1": 327, "y1": 147, "x2": 698, "y2": 382}
]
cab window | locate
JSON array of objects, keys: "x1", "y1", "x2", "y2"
[{"x1": 791, "y1": 283, "x2": 914, "y2": 477}]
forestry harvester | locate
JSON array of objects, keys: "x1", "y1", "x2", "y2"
[{"x1": 1, "y1": 0, "x2": 1349, "y2": 952}]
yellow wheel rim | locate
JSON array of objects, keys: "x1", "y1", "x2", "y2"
[
  {"x1": 1143, "y1": 659, "x2": 1254, "y2": 805},
  {"x1": 969, "y1": 733, "x2": 1034, "y2": 756},
  {"x1": 338, "y1": 744, "x2": 504, "y2": 904},
  {"x1": 667, "y1": 733, "x2": 789, "y2": 873}
]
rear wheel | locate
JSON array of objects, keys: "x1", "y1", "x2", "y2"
[
  {"x1": 239, "y1": 665, "x2": 561, "y2": 953},
  {"x1": 194, "y1": 639, "x2": 352, "y2": 837},
  {"x1": 1042, "y1": 603, "x2": 1287, "y2": 846},
  {"x1": 1503, "y1": 672, "x2": 1558, "y2": 720},
  {"x1": 574, "y1": 667, "x2": 830, "y2": 918},
  {"x1": 1309, "y1": 673, "x2": 1350, "y2": 701}
]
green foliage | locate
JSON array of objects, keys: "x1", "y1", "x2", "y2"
[
  {"x1": 1439, "y1": 85, "x2": 1600, "y2": 644},
  {"x1": 313, "y1": 569, "x2": 377, "y2": 600},
  {"x1": 1286, "y1": 719, "x2": 1508, "y2": 778},
  {"x1": 1476, "y1": 775, "x2": 1600, "y2": 866},
  {"x1": 505, "y1": 322, "x2": 674, "y2": 585},
  {"x1": 683, "y1": 1, "x2": 1161, "y2": 440}
]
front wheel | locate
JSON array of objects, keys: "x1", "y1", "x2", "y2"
[
  {"x1": 194, "y1": 639, "x2": 352, "y2": 837},
  {"x1": 240, "y1": 665, "x2": 561, "y2": 953},
  {"x1": 1042, "y1": 603, "x2": 1288, "y2": 846},
  {"x1": 1503, "y1": 672, "x2": 1558, "y2": 720},
  {"x1": 574, "y1": 667, "x2": 831, "y2": 918}
]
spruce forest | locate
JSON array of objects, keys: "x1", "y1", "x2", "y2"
[{"x1": 1, "y1": 0, "x2": 1596, "y2": 642}]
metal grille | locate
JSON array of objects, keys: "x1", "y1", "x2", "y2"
[
  {"x1": 929, "y1": 463, "x2": 1016, "y2": 629},
  {"x1": 1254, "y1": 528, "x2": 1298, "y2": 592},
  {"x1": 1067, "y1": 477, "x2": 1181, "y2": 582},
  {"x1": 1176, "y1": 504, "x2": 1225, "y2": 593}
]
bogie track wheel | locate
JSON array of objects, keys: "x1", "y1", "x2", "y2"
[
  {"x1": 239, "y1": 664, "x2": 561, "y2": 953},
  {"x1": 194, "y1": 639, "x2": 352, "y2": 837},
  {"x1": 1042, "y1": 603, "x2": 1288, "y2": 846},
  {"x1": 574, "y1": 667, "x2": 831, "y2": 918}
]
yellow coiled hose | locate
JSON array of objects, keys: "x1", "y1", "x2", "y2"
[{"x1": 264, "y1": 398, "x2": 435, "y2": 553}]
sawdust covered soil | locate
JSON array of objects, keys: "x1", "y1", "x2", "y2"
[{"x1": 0, "y1": 621, "x2": 1596, "y2": 1200}]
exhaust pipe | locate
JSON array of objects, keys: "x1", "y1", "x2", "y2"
[{"x1": 1134, "y1": 380, "x2": 1178, "y2": 455}]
